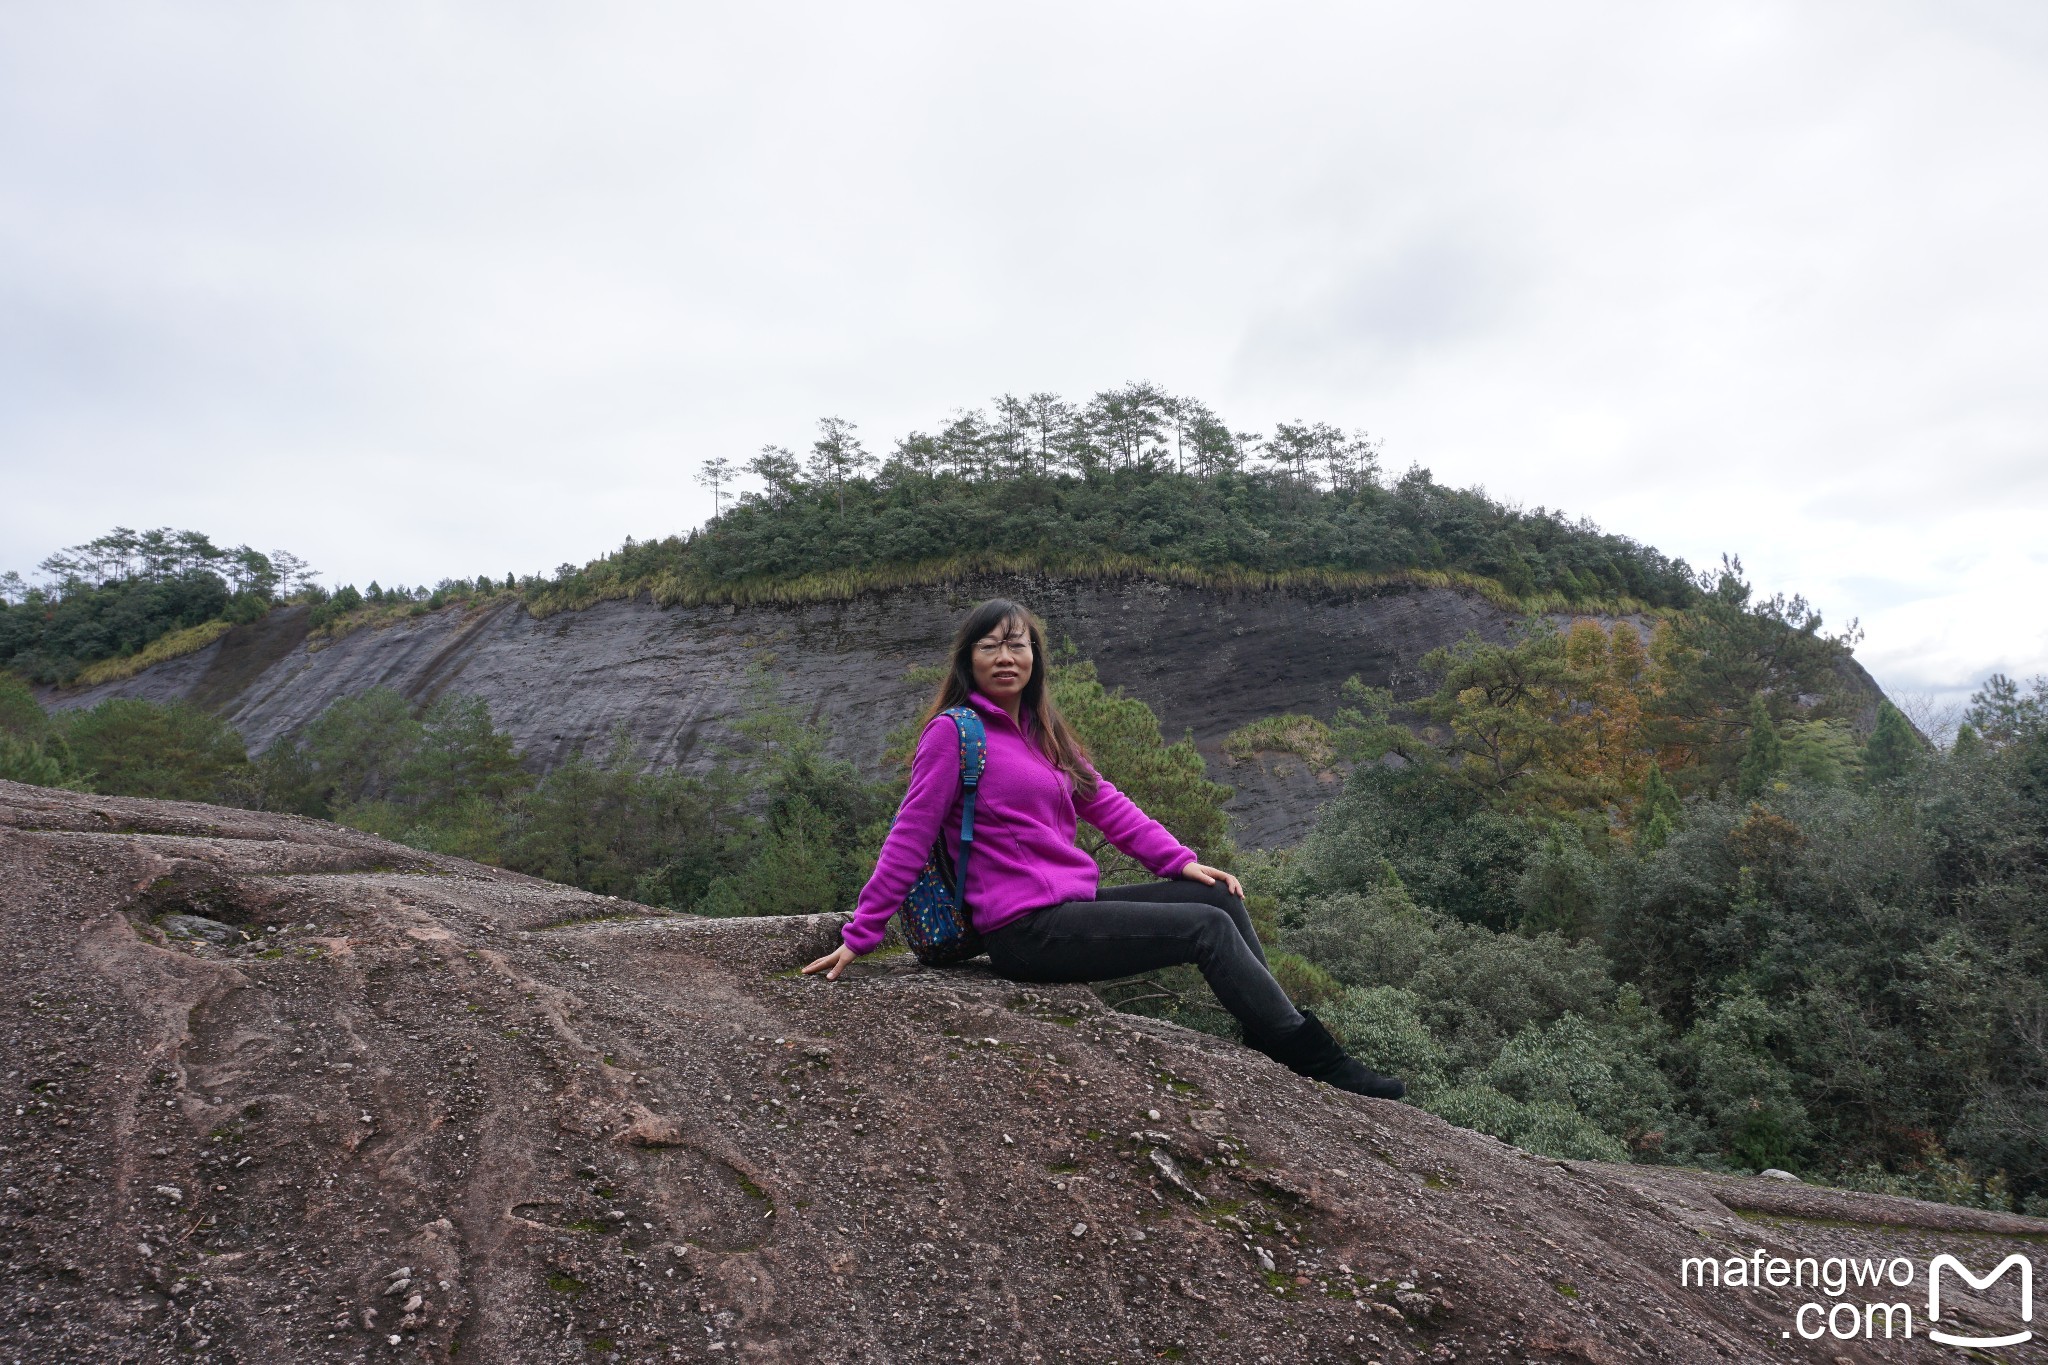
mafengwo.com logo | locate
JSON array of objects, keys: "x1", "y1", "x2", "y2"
[{"x1": 1680, "y1": 1248, "x2": 2033, "y2": 1347}]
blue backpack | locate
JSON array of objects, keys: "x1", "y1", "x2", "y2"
[{"x1": 897, "y1": 706, "x2": 987, "y2": 966}]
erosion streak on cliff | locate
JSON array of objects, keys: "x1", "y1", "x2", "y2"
[{"x1": 1, "y1": 780, "x2": 2037, "y2": 1363}]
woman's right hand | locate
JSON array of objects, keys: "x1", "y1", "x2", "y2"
[{"x1": 803, "y1": 944, "x2": 858, "y2": 981}]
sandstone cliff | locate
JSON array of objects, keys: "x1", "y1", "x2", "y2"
[
  {"x1": 40, "y1": 577, "x2": 1547, "y2": 847},
  {"x1": 43, "y1": 575, "x2": 1858, "y2": 849},
  {"x1": 2, "y1": 780, "x2": 2037, "y2": 1363}
]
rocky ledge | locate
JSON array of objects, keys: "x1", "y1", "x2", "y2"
[{"x1": 1, "y1": 780, "x2": 2039, "y2": 1363}]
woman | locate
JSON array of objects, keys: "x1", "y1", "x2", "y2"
[{"x1": 802, "y1": 598, "x2": 1405, "y2": 1100}]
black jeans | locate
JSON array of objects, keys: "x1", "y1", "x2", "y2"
[{"x1": 982, "y1": 879, "x2": 1305, "y2": 1039}]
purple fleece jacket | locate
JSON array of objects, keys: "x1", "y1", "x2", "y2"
[{"x1": 840, "y1": 690, "x2": 1199, "y2": 955}]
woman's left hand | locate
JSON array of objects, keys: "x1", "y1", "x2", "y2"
[{"x1": 1179, "y1": 860, "x2": 1243, "y2": 898}]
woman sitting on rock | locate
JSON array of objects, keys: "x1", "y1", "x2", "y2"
[{"x1": 802, "y1": 597, "x2": 1405, "y2": 1100}]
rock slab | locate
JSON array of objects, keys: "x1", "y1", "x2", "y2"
[{"x1": 3, "y1": 778, "x2": 2033, "y2": 1363}]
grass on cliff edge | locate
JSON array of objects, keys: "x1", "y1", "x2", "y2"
[
  {"x1": 294, "y1": 553, "x2": 1661, "y2": 641},
  {"x1": 521, "y1": 551, "x2": 1660, "y2": 620},
  {"x1": 71, "y1": 619, "x2": 235, "y2": 686}
]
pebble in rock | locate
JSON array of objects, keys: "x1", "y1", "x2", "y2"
[
  {"x1": 1758, "y1": 1168, "x2": 1803, "y2": 1182},
  {"x1": 1071, "y1": 1223, "x2": 1087, "y2": 1238}
]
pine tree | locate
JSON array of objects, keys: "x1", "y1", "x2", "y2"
[
  {"x1": 1962, "y1": 672, "x2": 2047, "y2": 751},
  {"x1": 1637, "y1": 764, "x2": 1681, "y2": 849},
  {"x1": 745, "y1": 445, "x2": 802, "y2": 503},
  {"x1": 1737, "y1": 694, "x2": 1783, "y2": 800},
  {"x1": 1951, "y1": 723, "x2": 1984, "y2": 758},
  {"x1": 805, "y1": 418, "x2": 872, "y2": 511},
  {"x1": 695, "y1": 457, "x2": 735, "y2": 519},
  {"x1": 1863, "y1": 700, "x2": 1920, "y2": 784}
]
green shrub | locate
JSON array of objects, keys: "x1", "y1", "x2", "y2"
[
  {"x1": 0, "y1": 673, "x2": 50, "y2": 739},
  {"x1": 1678, "y1": 992, "x2": 1811, "y2": 1172},
  {"x1": 696, "y1": 796, "x2": 851, "y2": 918},
  {"x1": 1425, "y1": 1084, "x2": 1530, "y2": 1143},
  {"x1": 1050, "y1": 657, "x2": 1233, "y2": 879},
  {"x1": 1479, "y1": 1012, "x2": 1674, "y2": 1146},
  {"x1": 0, "y1": 734, "x2": 69, "y2": 787},
  {"x1": 1512, "y1": 1102, "x2": 1633, "y2": 1163},
  {"x1": 1425, "y1": 1086, "x2": 1631, "y2": 1163},
  {"x1": 1514, "y1": 825, "x2": 1602, "y2": 938},
  {"x1": 1281, "y1": 765, "x2": 1538, "y2": 931},
  {"x1": 62, "y1": 698, "x2": 248, "y2": 802},
  {"x1": 1319, "y1": 985, "x2": 1450, "y2": 1083},
  {"x1": 1268, "y1": 953, "x2": 1342, "y2": 1009}
]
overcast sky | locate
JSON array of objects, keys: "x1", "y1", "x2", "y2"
[{"x1": 3, "y1": 1, "x2": 2043, "y2": 719}]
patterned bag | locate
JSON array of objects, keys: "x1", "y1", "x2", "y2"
[{"x1": 897, "y1": 706, "x2": 988, "y2": 966}]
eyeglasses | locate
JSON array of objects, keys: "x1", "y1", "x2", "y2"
[{"x1": 973, "y1": 636, "x2": 1033, "y2": 659}]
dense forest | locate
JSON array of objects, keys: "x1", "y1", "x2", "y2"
[
  {"x1": 1, "y1": 387, "x2": 1704, "y2": 688},
  {"x1": 0, "y1": 525, "x2": 511, "y2": 686},
  {"x1": 530, "y1": 386, "x2": 1701, "y2": 614},
  {"x1": 1233, "y1": 633, "x2": 2048, "y2": 1216},
  {"x1": 0, "y1": 528, "x2": 317, "y2": 685}
]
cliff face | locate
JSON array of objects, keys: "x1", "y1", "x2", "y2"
[
  {"x1": 3, "y1": 780, "x2": 2040, "y2": 1364},
  {"x1": 42, "y1": 577, "x2": 1546, "y2": 848},
  {"x1": 39, "y1": 575, "x2": 1891, "y2": 849}
]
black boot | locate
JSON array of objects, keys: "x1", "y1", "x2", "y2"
[{"x1": 1248, "y1": 1010, "x2": 1406, "y2": 1100}]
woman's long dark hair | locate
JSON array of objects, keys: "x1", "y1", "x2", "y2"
[{"x1": 919, "y1": 598, "x2": 1098, "y2": 800}]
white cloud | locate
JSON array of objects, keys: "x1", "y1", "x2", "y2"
[{"x1": 1, "y1": 0, "x2": 2041, "y2": 709}]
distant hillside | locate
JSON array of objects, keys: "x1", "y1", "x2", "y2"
[
  {"x1": 2, "y1": 386, "x2": 1701, "y2": 690},
  {"x1": 37, "y1": 570, "x2": 1894, "y2": 853},
  {"x1": 525, "y1": 393, "x2": 1700, "y2": 616},
  {"x1": 10, "y1": 387, "x2": 1899, "y2": 854},
  {"x1": 41, "y1": 574, "x2": 1620, "y2": 849}
]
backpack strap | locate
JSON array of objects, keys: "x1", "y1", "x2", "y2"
[{"x1": 944, "y1": 707, "x2": 988, "y2": 905}]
